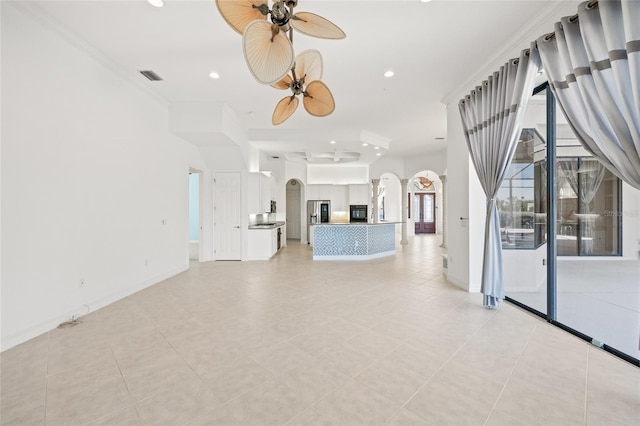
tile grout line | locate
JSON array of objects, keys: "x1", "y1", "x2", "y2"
[
  {"x1": 281, "y1": 330, "x2": 417, "y2": 426},
  {"x1": 380, "y1": 307, "x2": 501, "y2": 426},
  {"x1": 482, "y1": 322, "x2": 539, "y2": 426},
  {"x1": 583, "y1": 347, "x2": 591, "y2": 426},
  {"x1": 44, "y1": 331, "x2": 51, "y2": 426},
  {"x1": 107, "y1": 343, "x2": 144, "y2": 426}
]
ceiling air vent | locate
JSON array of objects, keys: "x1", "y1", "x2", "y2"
[{"x1": 139, "y1": 70, "x2": 163, "y2": 81}]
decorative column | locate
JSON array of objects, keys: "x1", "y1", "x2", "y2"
[
  {"x1": 371, "y1": 178, "x2": 380, "y2": 223},
  {"x1": 400, "y1": 178, "x2": 409, "y2": 245},
  {"x1": 439, "y1": 175, "x2": 448, "y2": 248}
]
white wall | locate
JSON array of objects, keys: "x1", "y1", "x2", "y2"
[
  {"x1": 1, "y1": 3, "x2": 206, "y2": 350},
  {"x1": 622, "y1": 183, "x2": 640, "y2": 259},
  {"x1": 445, "y1": 103, "x2": 485, "y2": 292},
  {"x1": 307, "y1": 165, "x2": 369, "y2": 185},
  {"x1": 380, "y1": 173, "x2": 401, "y2": 222},
  {"x1": 369, "y1": 152, "x2": 446, "y2": 181}
]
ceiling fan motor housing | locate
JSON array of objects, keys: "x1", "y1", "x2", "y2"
[{"x1": 271, "y1": 2, "x2": 291, "y2": 31}]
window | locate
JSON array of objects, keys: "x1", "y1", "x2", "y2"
[
  {"x1": 498, "y1": 128, "x2": 547, "y2": 249},
  {"x1": 557, "y1": 157, "x2": 621, "y2": 256}
]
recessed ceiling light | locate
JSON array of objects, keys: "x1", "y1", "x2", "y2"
[
  {"x1": 147, "y1": 0, "x2": 164, "y2": 7},
  {"x1": 329, "y1": 140, "x2": 336, "y2": 144},
  {"x1": 362, "y1": 143, "x2": 369, "y2": 147},
  {"x1": 209, "y1": 71, "x2": 220, "y2": 79},
  {"x1": 421, "y1": 0, "x2": 433, "y2": 3},
  {"x1": 384, "y1": 70, "x2": 394, "y2": 78},
  {"x1": 373, "y1": 146, "x2": 380, "y2": 150},
  {"x1": 376, "y1": 153, "x2": 382, "y2": 156}
]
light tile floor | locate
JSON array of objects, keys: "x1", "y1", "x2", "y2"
[
  {"x1": 2, "y1": 235, "x2": 639, "y2": 426},
  {"x1": 509, "y1": 257, "x2": 640, "y2": 359}
]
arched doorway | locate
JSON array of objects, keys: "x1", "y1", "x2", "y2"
[
  {"x1": 286, "y1": 179, "x2": 303, "y2": 241},
  {"x1": 410, "y1": 171, "x2": 440, "y2": 234}
]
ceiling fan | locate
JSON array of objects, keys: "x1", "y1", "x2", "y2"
[
  {"x1": 216, "y1": 0, "x2": 345, "y2": 124},
  {"x1": 271, "y1": 49, "x2": 334, "y2": 125}
]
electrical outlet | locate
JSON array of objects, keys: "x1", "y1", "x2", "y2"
[{"x1": 79, "y1": 279, "x2": 85, "y2": 288}]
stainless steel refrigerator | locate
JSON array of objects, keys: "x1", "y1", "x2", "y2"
[{"x1": 307, "y1": 200, "x2": 331, "y2": 244}]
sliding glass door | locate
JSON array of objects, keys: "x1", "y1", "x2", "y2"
[
  {"x1": 504, "y1": 82, "x2": 638, "y2": 364},
  {"x1": 502, "y1": 86, "x2": 548, "y2": 316}
]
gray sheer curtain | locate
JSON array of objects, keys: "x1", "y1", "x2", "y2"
[
  {"x1": 459, "y1": 46, "x2": 541, "y2": 309},
  {"x1": 537, "y1": 0, "x2": 640, "y2": 190},
  {"x1": 559, "y1": 159, "x2": 606, "y2": 253}
]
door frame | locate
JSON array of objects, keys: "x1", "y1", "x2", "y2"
[{"x1": 413, "y1": 192, "x2": 436, "y2": 234}]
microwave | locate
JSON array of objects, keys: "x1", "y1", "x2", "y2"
[{"x1": 349, "y1": 205, "x2": 368, "y2": 222}]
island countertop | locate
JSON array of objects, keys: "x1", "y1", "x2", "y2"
[{"x1": 311, "y1": 221, "x2": 399, "y2": 226}]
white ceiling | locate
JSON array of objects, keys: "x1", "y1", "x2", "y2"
[{"x1": 25, "y1": 0, "x2": 580, "y2": 165}]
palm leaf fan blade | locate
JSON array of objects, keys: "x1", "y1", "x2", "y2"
[
  {"x1": 273, "y1": 96, "x2": 299, "y2": 125},
  {"x1": 243, "y1": 20, "x2": 294, "y2": 84},
  {"x1": 216, "y1": 0, "x2": 268, "y2": 35},
  {"x1": 271, "y1": 74, "x2": 293, "y2": 90},
  {"x1": 291, "y1": 12, "x2": 346, "y2": 39},
  {"x1": 303, "y1": 81, "x2": 335, "y2": 117},
  {"x1": 295, "y1": 49, "x2": 323, "y2": 83}
]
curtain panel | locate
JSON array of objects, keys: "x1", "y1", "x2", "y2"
[
  {"x1": 559, "y1": 159, "x2": 606, "y2": 253},
  {"x1": 537, "y1": 0, "x2": 640, "y2": 190},
  {"x1": 459, "y1": 46, "x2": 541, "y2": 309}
]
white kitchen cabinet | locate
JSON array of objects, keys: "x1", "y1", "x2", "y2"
[
  {"x1": 349, "y1": 184, "x2": 370, "y2": 205},
  {"x1": 331, "y1": 185, "x2": 348, "y2": 212},
  {"x1": 248, "y1": 172, "x2": 274, "y2": 214},
  {"x1": 260, "y1": 173, "x2": 272, "y2": 213},
  {"x1": 307, "y1": 184, "x2": 332, "y2": 201},
  {"x1": 247, "y1": 224, "x2": 284, "y2": 260},
  {"x1": 247, "y1": 173, "x2": 261, "y2": 214}
]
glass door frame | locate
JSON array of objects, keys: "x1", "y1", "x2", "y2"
[{"x1": 503, "y1": 82, "x2": 638, "y2": 366}]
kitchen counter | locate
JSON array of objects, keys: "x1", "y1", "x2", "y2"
[
  {"x1": 312, "y1": 222, "x2": 397, "y2": 261},
  {"x1": 248, "y1": 221, "x2": 285, "y2": 230},
  {"x1": 247, "y1": 222, "x2": 285, "y2": 260}
]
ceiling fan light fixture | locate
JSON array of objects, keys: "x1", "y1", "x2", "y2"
[
  {"x1": 216, "y1": 0, "x2": 345, "y2": 124},
  {"x1": 147, "y1": 0, "x2": 164, "y2": 7}
]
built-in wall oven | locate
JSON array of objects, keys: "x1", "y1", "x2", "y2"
[{"x1": 349, "y1": 205, "x2": 368, "y2": 223}]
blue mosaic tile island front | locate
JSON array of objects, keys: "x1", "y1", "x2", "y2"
[{"x1": 312, "y1": 223, "x2": 396, "y2": 260}]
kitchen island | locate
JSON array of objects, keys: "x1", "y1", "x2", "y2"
[{"x1": 311, "y1": 222, "x2": 397, "y2": 260}]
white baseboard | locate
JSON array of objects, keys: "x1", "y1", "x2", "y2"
[
  {"x1": 1, "y1": 264, "x2": 189, "y2": 352},
  {"x1": 445, "y1": 273, "x2": 481, "y2": 293},
  {"x1": 313, "y1": 250, "x2": 396, "y2": 261}
]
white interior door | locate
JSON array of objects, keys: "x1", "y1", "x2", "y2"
[
  {"x1": 214, "y1": 172, "x2": 241, "y2": 260},
  {"x1": 286, "y1": 186, "x2": 301, "y2": 239}
]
